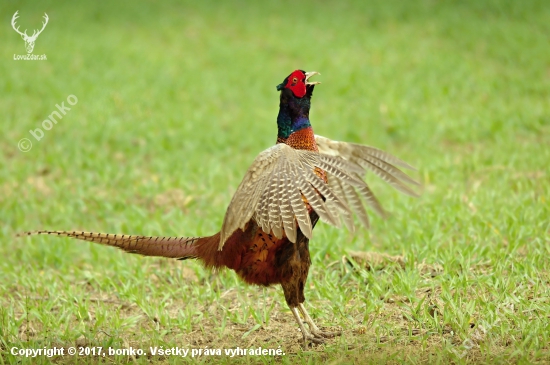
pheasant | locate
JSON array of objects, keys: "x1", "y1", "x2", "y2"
[{"x1": 22, "y1": 70, "x2": 419, "y2": 344}]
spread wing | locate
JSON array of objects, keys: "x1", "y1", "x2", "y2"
[
  {"x1": 315, "y1": 134, "x2": 419, "y2": 230},
  {"x1": 219, "y1": 137, "x2": 419, "y2": 249},
  {"x1": 315, "y1": 135, "x2": 418, "y2": 191}
]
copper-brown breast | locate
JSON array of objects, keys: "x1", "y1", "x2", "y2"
[{"x1": 277, "y1": 127, "x2": 327, "y2": 183}]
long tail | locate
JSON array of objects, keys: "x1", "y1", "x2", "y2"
[{"x1": 18, "y1": 230, "x2": 206, "y2": 260}]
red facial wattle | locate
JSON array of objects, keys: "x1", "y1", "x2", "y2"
[{"x1": 285, "y1": 70, "x2": 307, "y2": 98}]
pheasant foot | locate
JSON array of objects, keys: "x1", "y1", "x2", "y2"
[{"x1": 298, "y1": 303, "x2": 342, "y2": 339}]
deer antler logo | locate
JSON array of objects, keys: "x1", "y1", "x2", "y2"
[{"x1": 11, "y1": 11, "x2": 49, "y2": 54}]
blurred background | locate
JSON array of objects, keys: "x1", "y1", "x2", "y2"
[{"x1": 1, "y1": 0, "x2": 549, "y2": 362}]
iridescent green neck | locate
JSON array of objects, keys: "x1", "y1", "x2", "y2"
[
  {"x1": 277, "y1": 92, "x2": 312, "y2": 139},
  {"x1": 277, "y1": 115, "x2": 311, "y2": 139}
]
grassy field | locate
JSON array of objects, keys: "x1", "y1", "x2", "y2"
[{"x1": 1, "y1": 0, "x2": 549, "y2": 363}]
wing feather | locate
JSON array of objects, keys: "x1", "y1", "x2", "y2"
[
  {"x1": 220, "y1": 145, "x2": 282, "y2": 246},
  {"x1": 268, "y1": 171, "x2": 284, "y2": 239},
  {"x1": 327, "y1": 176, "x2": 356, "y2": 232},
  {"x1": 342, "y1": 182, "x2": 370, "y2": 228},
  {"x1": 280, "y1": 165, "x2": 297, "y2": 242},
  {"x1": 219, "y1": 137, "x2": 419, "y2": 249},
  {"x1": 315, "y1": 135, "x2": 416, "y2": 170},
  {"x1": 288, "y1": 163, "x2": 313, "y2": 239},
  {"x1": 296, "y1": 172, "x2": 339, "y2": 227},
  {"x1": 355, "y1": 158, "x2": 419, "y2": 197}
]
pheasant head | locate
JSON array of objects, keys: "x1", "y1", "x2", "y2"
[
  {"x1": 276, "y1": 70, "x2": 320, "y2": 98},
  {"x1": 276, "y1": 70, "x2": 320, "y2": 139}
]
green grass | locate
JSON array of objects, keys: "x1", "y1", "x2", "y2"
[{"x1": 1, "y1": 0, "x2": 549, "y2": 363}]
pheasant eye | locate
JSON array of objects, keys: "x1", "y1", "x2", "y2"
[{"x1": 292, "y1": 77, "x2": 298, "y2": 84}]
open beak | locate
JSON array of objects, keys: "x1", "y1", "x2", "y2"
[{"x1": 305, "y1": 71, "x2": 321, "y2": 86}]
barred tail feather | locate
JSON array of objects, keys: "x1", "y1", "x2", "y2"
[{"x1": 19, "y1": 230, "x2": 202, "y2": 260}]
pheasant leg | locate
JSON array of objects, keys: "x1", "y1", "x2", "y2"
[
  {"x1": 298, "y1": 303, "x2": 341, "y2": 339},
  {"x1": 290, "y1": 306, "x2": 325, "y2": 344}
]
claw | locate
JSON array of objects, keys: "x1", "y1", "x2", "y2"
[
  {"x1": 304, "y1": 334, "x2": 326, "y2": 345},
  {"x1": 290, "y1": 304, "x2": 342, "y2": 346},
  {"x1": 311, "y1": 329, "x2": 341, "y2": 339}
]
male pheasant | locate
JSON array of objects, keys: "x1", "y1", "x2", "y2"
[{"x1": 22, "y1": 70, "x2": 419, "y2": 344}]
